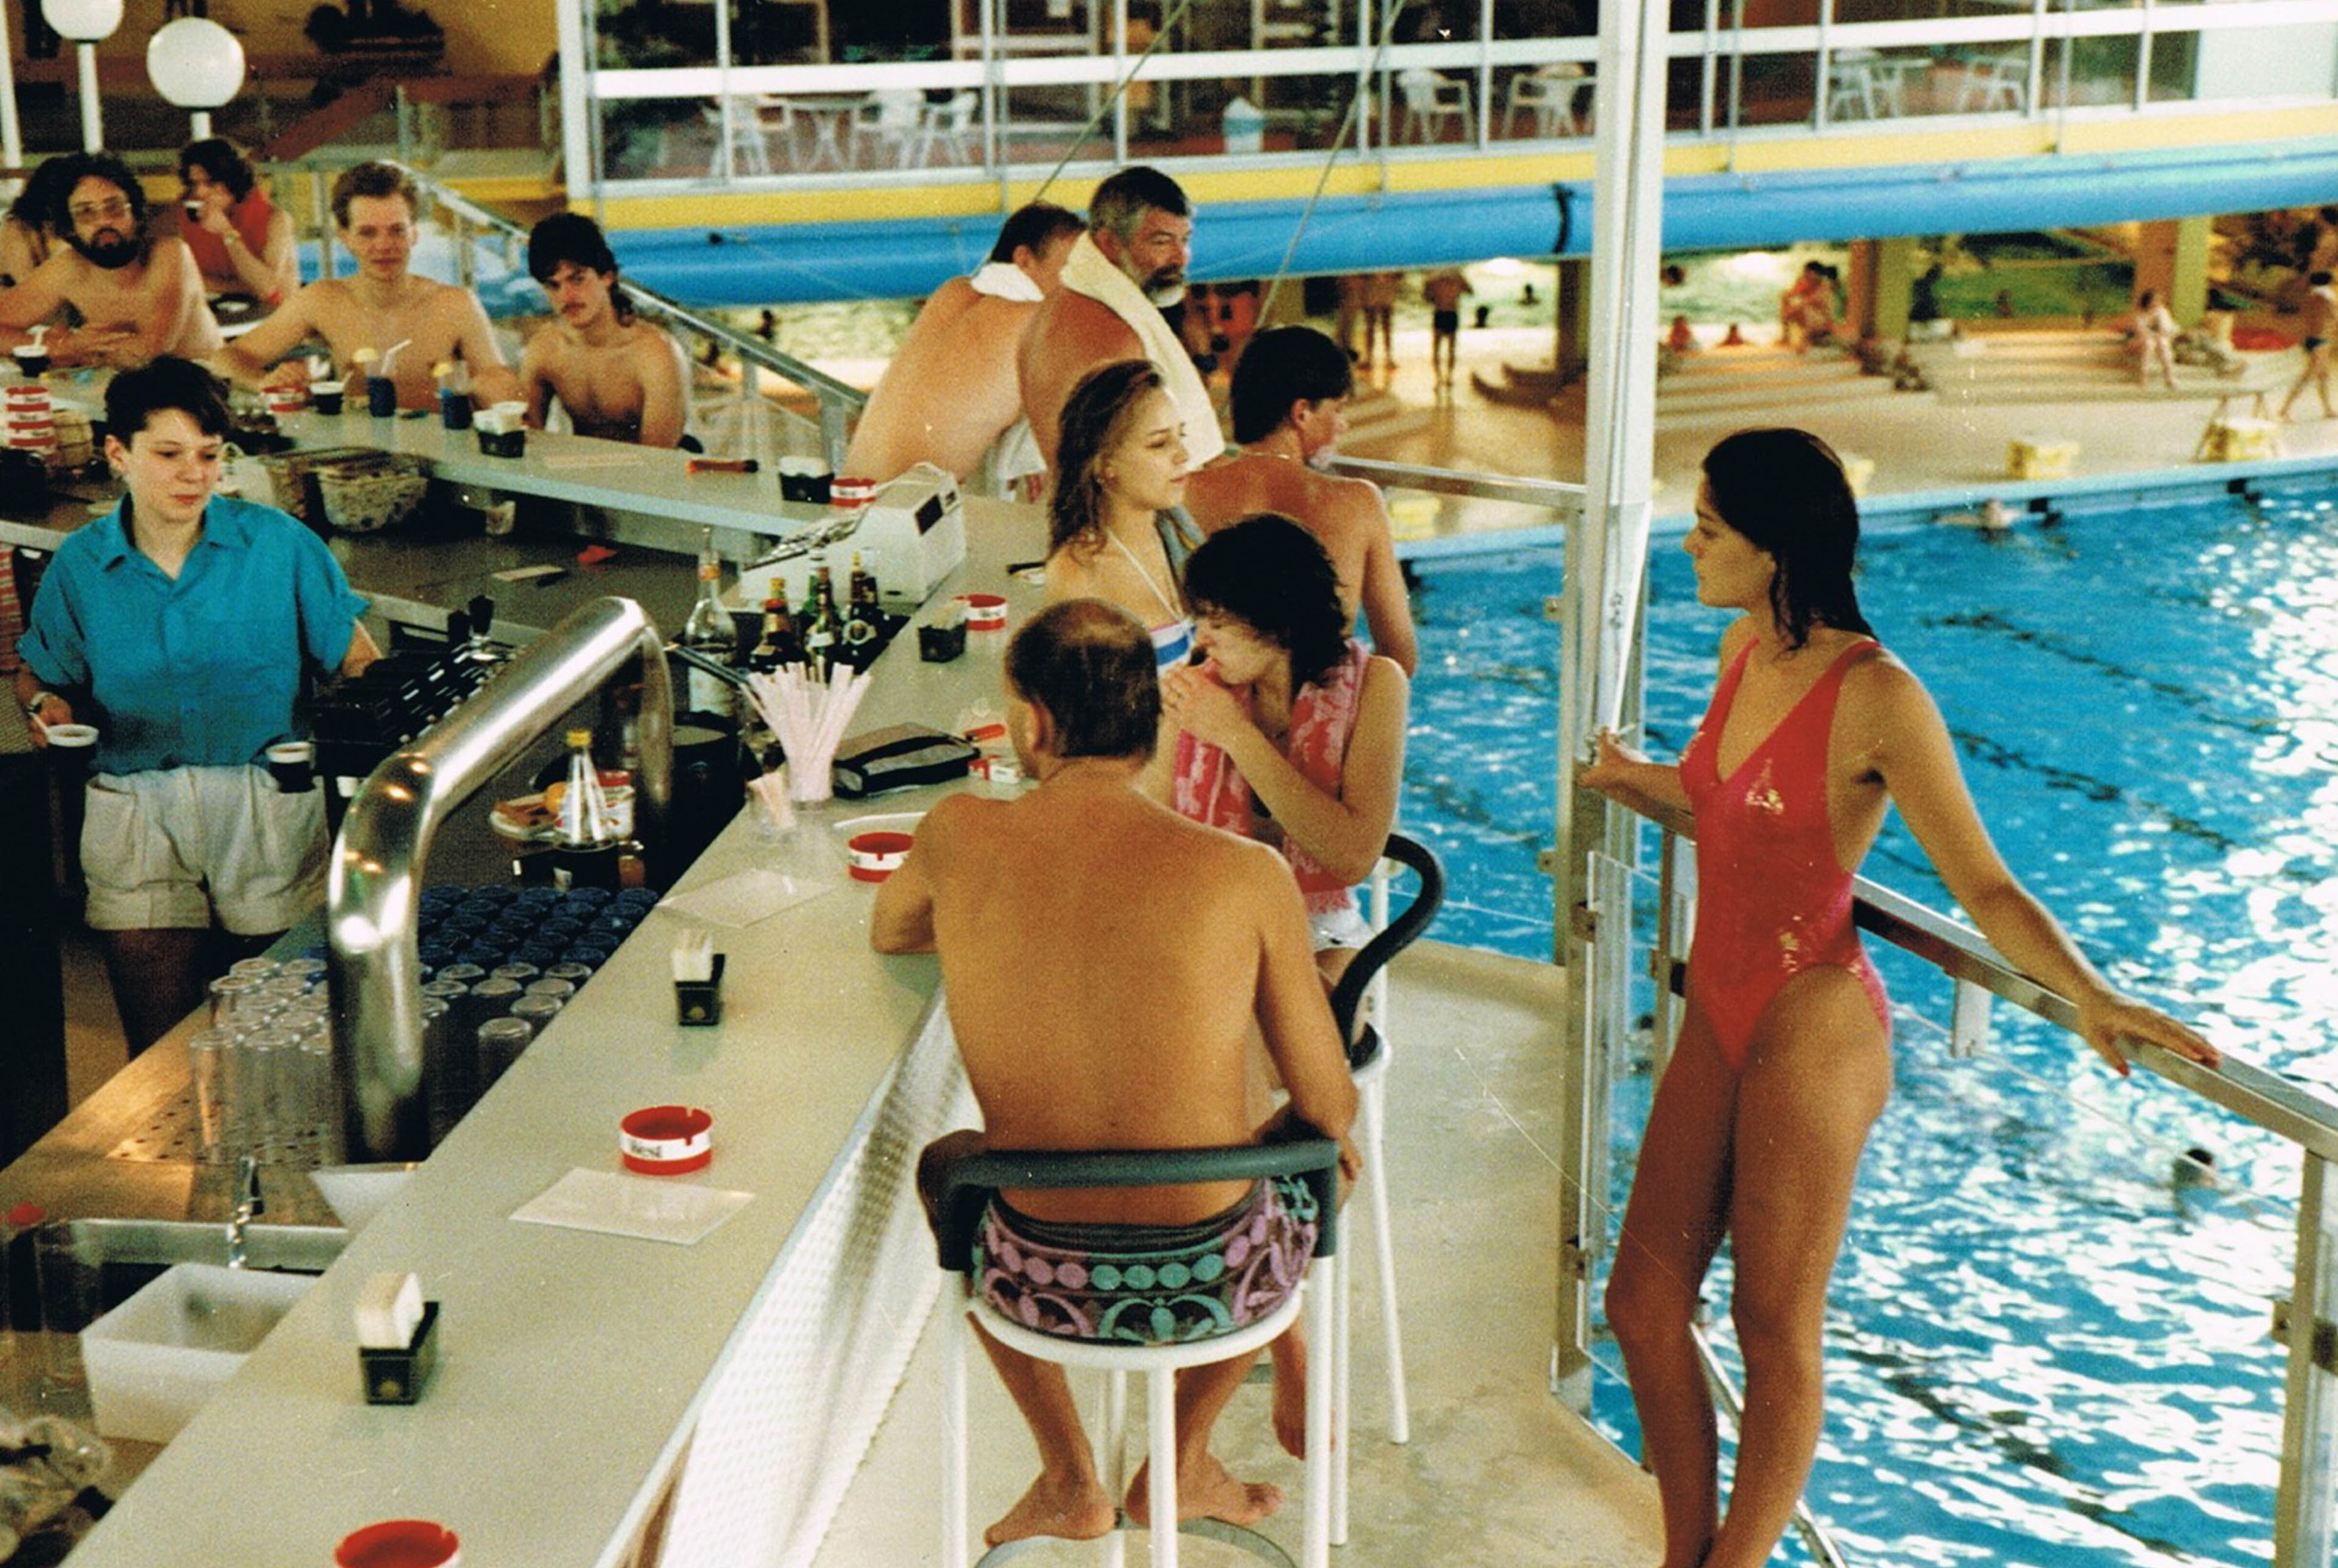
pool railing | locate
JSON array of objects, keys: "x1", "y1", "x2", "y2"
[{"x1": 1564, "y1": 793, "x2": 2338, "y2": 1568}]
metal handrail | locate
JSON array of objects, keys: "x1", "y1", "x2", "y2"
[
  {"x1": 1325, "y1": 456, "x2": 1588, "y2": 514},
  {"x1": 272, "y1": 152, "x2": 868, "y2": 466},
  {"x1": 1626, "y1": 795, "x2": 2338, "y2": 1156},
  {"x1": 326, "y1": 597, "x2": 674, "y2": 1163}
]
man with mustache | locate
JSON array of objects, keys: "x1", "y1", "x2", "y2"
[
  {"x1": 217, "y1": 161, "x2": 524, "y2": 411},
  {"x1": 1018, "y1": 166, "x2": 1220, "y2": 477},
  {"x1": 0, "y1": 152, "x2": 222, "y2": 368},
  {"x1": 517, "y1": 212, "x2": 688, "y2": 448}
]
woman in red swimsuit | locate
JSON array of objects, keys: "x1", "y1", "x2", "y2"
[{"x1": 1581, "y1": 428, "x2": 2219, "y2": 1568}]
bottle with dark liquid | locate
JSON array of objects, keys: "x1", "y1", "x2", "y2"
[
  {"x1": 802, "y1": 559, "x2": 841, "y2": 679},
  {"x1": 841, "y1": 550, "x2": 882, "y2": 667}
]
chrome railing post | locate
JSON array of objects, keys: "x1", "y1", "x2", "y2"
[
  {"x1": 327, "y1": 597, "x2": 674, "y2": 1163},
  {"x1": 2277, "y1": 1153, "x2": 2338, "y2": 1568}
]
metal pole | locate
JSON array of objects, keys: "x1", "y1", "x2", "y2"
[
  {"x1": 75, "y1": 41, "x2": 101, "y2": 152},
  {"x1": 556, "y1": 0, "x2": 595, "y2": 203},
  {"x1": 2277, "y1": 1155, "x2": 2338, "y2": 1567},
  {"x1": 0, "y1": 0, "x2": 22, "y2": 176}
]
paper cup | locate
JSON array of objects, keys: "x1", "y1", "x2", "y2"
[
  {"x1": 620, "y1": 1105, "x2": 714, "y2": 1175},
  {"x1": 846, "y1": 830, "x2": 914, "y2": 882},
  {"x1": 334, "y1": 1519, "x2": 459, "y2": 1568},
  {"x1": 40, "y1": 722, "x2": 96, "y2": 749},
  {"x1": 960, "y1": 593, "x2": 1008, "y2": 631}
]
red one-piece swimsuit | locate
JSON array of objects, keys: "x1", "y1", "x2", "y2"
[{"x1": 1677, "y1": 637, "x2": 1892, "y2": 1071}]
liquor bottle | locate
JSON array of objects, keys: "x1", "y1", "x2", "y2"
[
  {"x1": 676, "y1": 528, "x2": 737, "y2": 722},
  {"x1": 841, "y1": 550, "x2": 882, "y2": 666},
  {"x1": 552, "y1": 727, "x2": 622, "y2": 891},
  {"x1": 747, "y1": 593, "x2": 784, "y2": 673},
  {"x1": 802, "y1": 558, "x2": 841, "y2": 679}
]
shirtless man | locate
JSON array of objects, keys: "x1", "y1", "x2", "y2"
[
  {"x1": 875, "y1": 598, "x2": 1355, "y2": 1549},
  {"x1": 843, "y1": 201, "x2": 1082, "y2": 488},
  {"x1": 178, "y1": 136, "x2": 300, "y2": 307},
  {"x1": 518, "y1": 212, "x2": 687, "y2": 447},
  {"x1": 1019, "y1": 167, "x2": 1217, "y2": 475},
  {"x1": 2280, "y1": 270, "x2": 2337, "y2": 421},
  {"x1": 0, "y1": 152, "x2": 221, "y2": 368},
  {"x1": 217, "y1": 161, "x2": 523, "y2": 411},
  {"x1": 1422, "y1": 267, "x2": 1472, "y2": 387},
  {"x1": 1184, "y1": 326, "x2": 1418, "y2": 673}
]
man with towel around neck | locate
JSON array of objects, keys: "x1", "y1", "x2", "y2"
[
  {"x1": 1019, "y1": 167, "x2": 1220, "y2": 478},
  {"x1": 843, "y1": 201, "x2": 1083, "y2": 492}
]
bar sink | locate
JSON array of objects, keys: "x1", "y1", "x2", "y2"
[
  {"x1": 82, "y1": 1263, "x2": 317, "y2": 1443},
  {"x1": 65, "y1": 1217, "x2": 350, "y2": 1274}
]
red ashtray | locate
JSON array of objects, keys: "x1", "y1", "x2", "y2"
[
  {"x1": 335, "y1": 1519, "x2": 460, "y2": 1568},
  {"x1": 846, "y1": 830, "x2": 914, "y2": 882},
  {"x1": 620, "y1": 1104, "x2": 714, "y2": 1174},
  {"x1": 960, "y1": 592, "x2": 1008, "y2": 630}
]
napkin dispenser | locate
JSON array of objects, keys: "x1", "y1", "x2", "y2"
[{"x1": 831, "y1": 723, "x2": 979, "y2": 799}]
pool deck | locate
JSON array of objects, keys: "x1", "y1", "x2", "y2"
[{"x1": 1335, "y1": 321, "x2": 2338, "y2": 548}]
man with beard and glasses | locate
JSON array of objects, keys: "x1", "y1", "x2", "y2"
[
  {"x1": 0, "y1": 152, "x2": 221, "y2": 369},
  {"x1": 1018, "y1": 166, "x2": 1219, "y2": 478},
  {"x1": 218, "y1": 161, "x2": 523, "y2": 412},
  {"x1": 517, "y1": 212, "x2": 689, "y2": 448}
]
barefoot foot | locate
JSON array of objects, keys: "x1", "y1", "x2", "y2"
[
  {"x1": 1125, "y1": 1453, "x2": 1283, "y2": 1530},
  {"x1": 983, "y1": 1473, "x2": 1117, "y2": 1548}
]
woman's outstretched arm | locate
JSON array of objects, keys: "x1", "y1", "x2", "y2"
[
  {"x1": 1865, "y1": 658, "x2": 2219, "y2": 1076},
  {"x1": 1578, "y1": 727, "x2": 1691, "y2": 819}
]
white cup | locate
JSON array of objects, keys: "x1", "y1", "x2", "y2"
[{"x1": 41, "y1": 721, "x2": 97, "y2": 749}]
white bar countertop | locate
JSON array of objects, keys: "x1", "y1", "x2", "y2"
[{"x1": 61, "y1": 493, "x2": 1044, "y2": 1567}]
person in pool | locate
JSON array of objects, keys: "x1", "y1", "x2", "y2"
[{"x1": 1578, "y1": 427, "x2": 2220, "y2": 1568}]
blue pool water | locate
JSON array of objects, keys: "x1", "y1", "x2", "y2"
[{"x1": 1399, "y1": 481, "x2": 2338, "y2": 1566}]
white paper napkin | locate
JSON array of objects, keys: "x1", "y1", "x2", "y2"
[{"x1": 511, "y1": 1167, "x2": 753, "y2": 1245}]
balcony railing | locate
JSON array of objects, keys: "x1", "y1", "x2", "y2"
[{"x1": 564, "y1": 0, "x2": 2338, "y2": 192}]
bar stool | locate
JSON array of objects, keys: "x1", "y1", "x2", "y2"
[
  {"x1": 1324, "y1": 830, "x2": 1445, "y2": 1535},
  {"x1": 935, "y1": 1141, "x2": 1344, "y2": 1568}
]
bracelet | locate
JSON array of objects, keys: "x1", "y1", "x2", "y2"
[{"x1": 24, "y1": 690, "x2": 59, "y2": 716}]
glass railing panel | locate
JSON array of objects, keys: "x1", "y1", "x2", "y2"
[
  {"x1": 592, "y1": 0, "x2": 717, "y2": 69},
  {"x1": 2041, "y1": 32, "x2": 2142, "y2": 112},
  {"x1": 2188, "y1": 18, "x2": 2338, "y2": 106},
  {"x1": 597, "y1": 99, "x2": 712, "y2": 183},
  {"x1": 1487, "y1": 61, "x2": 1596, "y2": 143},
  {"x1": 725, "y1": 0, "x2": 828, "y2": 65},
  {"x1": 1123, "y1": 65, "x2": 1371, "y2": 161}
]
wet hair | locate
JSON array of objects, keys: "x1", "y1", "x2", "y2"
[
  {"x1": 2314, "y1": 271, "x2": 2334, "y2": 287},
  {"x1": 330, "y1": 161, "x2": 420, "y2": 229},
  {"x1": 178, "y1": 137, "x2": 258, "y2": 203},
  {"x1": 46, "y1": 152, "x2": 146, "y2": 236},
  {"x1": 988, "y1": 201, "x2": 1083, "y2": 266},
  {"x1": 1089, "y1": 166, "x2": 1190, "y2": 247},
  {"x1": 1229, "y1": 326, "x2": 1353, "y2": 444},
  {"x1": 1048, "y1": 359, "x2": 1165, "y2": 556},
  {"x1": 528, "y1": 211, "x2": 633, "y2": 322},
  {"x1": 12, "y1": 154, "x2": 85, "y2": 232},
  {"x1": 105, "y1": 355, "x2": 233, "y2": 442},
  {"x1": 1006, "y1": 598, "x2": 1160, "y2": 760},
  {"x1": 1181, "y1": 513, "x2": 1349, "y2": 688},
  {"x1": 1699, "y1": 428, "x2": 1874, "y2": 651}
]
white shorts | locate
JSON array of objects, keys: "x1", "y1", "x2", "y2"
[
  {"x1": 1308, "y1": 904, "x2": 1374, "y2": 953},
  {"x1": 81, "y1": 766, "x2": 326, "y2": 936}
]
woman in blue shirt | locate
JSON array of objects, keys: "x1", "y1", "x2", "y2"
[{"x1": 15, "y1": 357, "x2": 379, "y2": 1051}]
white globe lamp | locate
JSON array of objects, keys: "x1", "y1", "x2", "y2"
[
  {"x1": 147, "y1": 18, "x2": 247, "y2": 141},
  {"x1": 41, "y1": 0, "x2": 123, "y2": 152}
]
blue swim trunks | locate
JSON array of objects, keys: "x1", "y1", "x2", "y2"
[{"x1": 975, "y1": 1175, "x2": 1319, "y2": 1345}]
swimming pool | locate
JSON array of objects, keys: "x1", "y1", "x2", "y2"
[{"x1": 1399, "y1": 480, "x2": 2338, "y2": 1566}]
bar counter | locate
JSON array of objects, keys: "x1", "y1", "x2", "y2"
[{"x1": 7, "y1": 417, "x2": 1044, "y2": 1566}]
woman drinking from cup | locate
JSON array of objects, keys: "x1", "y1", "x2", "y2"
[
  {"x1": 14, "y1": 357, "x2": 380, "y2": 1052},
  {"x1": 1578, "y1": 427, "x2": 2219, "y2": 1568},
  {"x1": 1163, "y1": 513, "x2": 1408, "y2": 984}
]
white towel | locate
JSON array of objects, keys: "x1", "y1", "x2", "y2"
[
  {"x1": 971, "y1": 262, "x2": 1047, "y2": 490},
  {"x1": 1058, "y1": 233, "x2": 1220, "y2": 472}
]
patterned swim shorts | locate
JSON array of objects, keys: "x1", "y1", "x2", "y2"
[{"x1": 975, "y1": 1175, "x2": 1321, "y2": 1345}]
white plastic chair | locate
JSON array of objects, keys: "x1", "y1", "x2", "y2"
[
  {"x1": 1956, "y1": 51, "x2": 2026, "y2": 113},
  {"x1": 1504, "y1": 63, "x2": 1586, "y2": 139},
  {"x1": 860, "y1": 89, "x2": 925, "y2": 168},
  {"x1": 1396, "y1": 69, "x2": 1473, "y2": 144},
  {"x1": 700, "y1": 96, "x2": 792, "y2": 177},
  {"x1": 935, "y1": 1141, "x2": 1342, "y2": 1568},
  {"x1": 911, "y1": 91, "x2": 980, "y2": 167}
]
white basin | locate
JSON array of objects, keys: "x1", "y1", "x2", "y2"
[{"x1": 82, "y1": 1264, "x2": 312, "y2": 1443}]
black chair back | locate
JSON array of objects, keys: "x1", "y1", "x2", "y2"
[{"x1": 1326, "y1": 831, "x2": 1447, "y2": 1066}]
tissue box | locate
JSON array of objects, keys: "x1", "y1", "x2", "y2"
[{"x1": 83, "y1": 1263, "x2": 312, "y2": 1443}]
